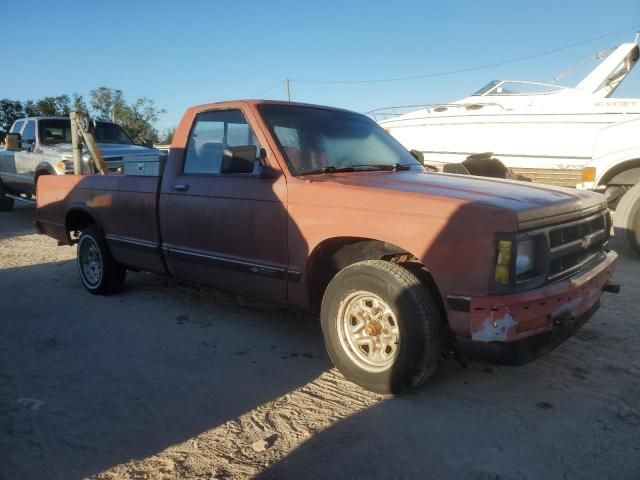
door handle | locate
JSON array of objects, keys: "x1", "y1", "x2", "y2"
[{"x1": 171, "y1": 184, "x2": 189, "y2": 191}]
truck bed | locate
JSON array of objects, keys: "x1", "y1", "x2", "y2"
[{"x1": 36, "y1": 174, "x2": 166, "y2": 274}]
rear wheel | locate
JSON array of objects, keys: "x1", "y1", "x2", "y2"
[
  {"x1": 321, "y1": 260, "x2": 442, "y2": 394},
  {"x1": 77, "y1": 225, "x2": 126, "y2": 294},
  {"x1": 0, "y1": 179, "x2": 15, "y2": 211},
  {"x1": 612, "y1": 183, "x2": 640, "y2": 258}
]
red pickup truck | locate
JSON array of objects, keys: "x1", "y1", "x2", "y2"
[{"x1": 36, "y1": 100, "x2": 618, "y2": 393}]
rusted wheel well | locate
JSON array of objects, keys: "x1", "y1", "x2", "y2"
[
  {"x1": 306, "y1": 237, "x2": 446, "y2": 323},
  {"x1": 65, "y1": 209, "x2": 96, "y2": 244}
]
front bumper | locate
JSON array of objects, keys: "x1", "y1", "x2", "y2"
[{"x1": 456, "y1": 250, "x2": 618, "y2": 365}]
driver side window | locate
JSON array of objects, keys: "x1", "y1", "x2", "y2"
[
  {"x1": 183, "y1": 110, "x2": 260, "y2": 175},
  {"x1": 22, "y1": 120, "x2": 36, "y2": 143},
  {"x1": 10, "y1": 120, "x2": 24, "y2": 134}
]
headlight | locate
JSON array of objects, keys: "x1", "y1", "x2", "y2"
[
  {"x1": 515, "y1": 239, "x2": 535, "y2": 276},
  {"x1": 57, "y1": 160, "x2": 74, "y2": 171}
]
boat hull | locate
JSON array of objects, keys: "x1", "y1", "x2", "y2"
[{"x1": 385, "y1": 112, "x2": 640, "y2": 187}]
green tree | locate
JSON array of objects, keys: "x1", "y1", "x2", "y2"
[
  {"x1": 72, "y1": 93, "x2": 88, "y2": 113},
  {"x1": 1, "y1": 89, "x2": 166, "y2": 143},
  {"x1": 90, "y1": 87, "x2": 165, "y2": 144},
  {"x1": 24, "y1": 100, "x2": 38, "y2": 117},
  {"x1": 90, "y1": 87, "x2": 125, "y2": 121},
  {"x1": 0, "y1": 99, "x2": 24, "y2": 131},
  {"x1": 158, "y1": 127, "x2": 176, "y2": 145},
  {"x1": 32, "y1": 95, "x2": 72, "y2": 116}
]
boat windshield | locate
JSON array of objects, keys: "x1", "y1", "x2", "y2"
[
  {"x1": 473, "y1": 80, "x2": 565, "y2": 96},
  {"x1": 473, "y1": 81, "x2": 501, "y2": 95}
]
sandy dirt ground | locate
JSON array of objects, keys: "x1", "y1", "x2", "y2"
[{"x1": 1, "y1": 203, "x2": 639, "y2": 480}]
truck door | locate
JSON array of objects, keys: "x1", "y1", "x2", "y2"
[
  {"x1": 14, "y1": 120, "x2": 36, "y2": 193},
  {"x1": 159, "y1": 108, "x2": 289, "y2": 301}
]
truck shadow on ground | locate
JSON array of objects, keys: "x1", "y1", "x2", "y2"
[{"x1": 0, "y1": 259, "x2": 329, "y2": 479}]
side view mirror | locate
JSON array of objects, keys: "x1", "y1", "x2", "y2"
[
  {"x1": 257, "y1": 147, "x2": 281, "y2": 179},
  {"x1": 410, "y1": 149, "x2": 424, "y2": 164},
  {"x1": 221, "y1": 145, "x2": 257, "y2": 174},
  {"x1": 5, "y1": 132, "x2": 22, "y2": 151}
]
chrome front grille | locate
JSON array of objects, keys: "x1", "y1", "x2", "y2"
[{"x1": 546, "y1": 210, "x2": 610, "y2": 281}]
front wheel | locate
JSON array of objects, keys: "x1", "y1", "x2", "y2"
[
  {"x1": 612, "y1": 183, "x2": 640, "y2": 259},
  {"x1": 77, "y1": 225, "x2": 126, "y2": 294},
  {"x1": 321, "y1": 260, "x2": 442, "y2": 394}
]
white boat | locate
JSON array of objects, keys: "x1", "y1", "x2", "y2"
[{"x1": 376, "y1": 37, "x2": 640, "y2": 188}]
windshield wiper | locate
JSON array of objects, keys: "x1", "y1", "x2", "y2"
[
  {"x1": 349, "y1": 163, "x2": 412, "y2": 171},
  {"x1": 298, "y1": 163, "x2": 412, "y2": 176},
  {"x1": 298, "y1": 166, "x2": 355, "y2": 176}
]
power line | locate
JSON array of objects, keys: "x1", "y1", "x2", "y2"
[
  {"x1": 290, "y1": 24, "x2": 640, "y2": 85},
  {"x1": 252, "y1": 80, "x2": 285, "y2": 98}
]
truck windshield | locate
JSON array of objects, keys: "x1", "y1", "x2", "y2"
[
  {"x1": 39, "y1": 119, "x2": 134, "y2": 145},
  {"x1": 259, "y1": 105, "x2": 420, "y2": 175}
]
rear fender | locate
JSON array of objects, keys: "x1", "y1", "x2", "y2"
[{"x1": 64, "y1": 204, "x2": 104, "y2": 244}]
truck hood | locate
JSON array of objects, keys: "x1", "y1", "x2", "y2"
[
  {"x1": 311, "y1": 170, "x2": 607, "y2": 230},
  {"x1": 42, "y1": 143, "x2": 160, "y2": 159}
]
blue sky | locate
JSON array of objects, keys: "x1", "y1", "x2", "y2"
[{"x1": 3, "y1": 0, "x2": 639, "y2": 130}]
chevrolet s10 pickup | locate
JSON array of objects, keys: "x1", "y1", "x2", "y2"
[{"x1": 36, "y1": 100, "x2": 619, "y2": 393}]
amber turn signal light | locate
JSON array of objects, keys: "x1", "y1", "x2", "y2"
[
  {"x1": 581, "y1": 167, "x2": 596, "y2": 183},
  {"x1": 494, "y1": 240, "x2": 512, "y2": 284}
]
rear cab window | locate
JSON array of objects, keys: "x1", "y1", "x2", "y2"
[
  {"x1": 183, "y1": 110, "x2": 260, "y2": 175},
  {"x1": 40, "y1": 119, "x2": 73, "y2": 144}
]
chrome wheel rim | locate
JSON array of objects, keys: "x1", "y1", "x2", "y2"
[
  {"x1": 79, "y1": 237, "x2": 102, "y2": 287},
  {"x1": 336, "y1": 291, "x2": 400, "y2": 372}
]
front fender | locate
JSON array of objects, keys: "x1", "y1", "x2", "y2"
[
  {"x1": 35, "y1": 161, "x2": 58, "y2": 176},
  {"x1": 590, "y1": 117, "x2": 640, "y2": 186}
]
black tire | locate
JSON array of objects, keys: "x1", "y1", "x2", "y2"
[
  {"x1": 612, "y1": 183, "x2": 640, "y2": 259},
  {"x1": 76, "y1": 225, "x2": 126, "y2": 294},
  {"x1": 0, "y1": 179, "x2": 15, "y2": 211},
  {"x1": 320, "y1": 260, "x2": 442, "y2": 394}
]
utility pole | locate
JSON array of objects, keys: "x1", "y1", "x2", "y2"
[
  {"x1": 70, "y1": 111, "x2": 109, "y2": 175},
  {"x1": 285, "y1": 79, "x2": 291, "y2": 101}
]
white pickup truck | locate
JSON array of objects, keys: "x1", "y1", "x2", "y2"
[{"x1": 0, "y1": 116, "x2": 160, "y2": 210}]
